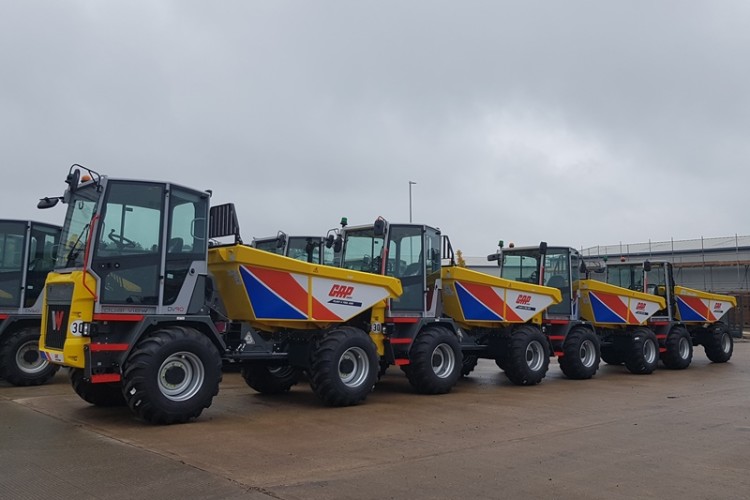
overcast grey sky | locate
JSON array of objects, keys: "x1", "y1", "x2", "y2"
[{"x1": 1, "y1": 1, "x2": 748, "y2": 255}]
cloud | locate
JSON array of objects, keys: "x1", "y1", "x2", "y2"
[{"x1": 1, "y1": 1, "x2": 748, "y2": 255}]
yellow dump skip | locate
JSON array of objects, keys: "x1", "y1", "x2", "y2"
[
  {"x1": 576, "y1": 279, "x2": 666, "y2": 327},
  {"x1": 674, "y1": 285, "x2": 736, "y2": 322},
  {"x1": 208, "y1": 245, "x2": 402, "y2": 330},
  {"x1": 441, "y1": 266, "x2": 561, "y2": 328}
]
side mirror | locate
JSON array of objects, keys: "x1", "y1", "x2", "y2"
[
  {"x1": 579, "y1": 261, "x2": 588, "y2": 273},
  {"x1": 325, "y1": 234, "x2": 335, "y2": 249},
  {"x1": 487, "y1": 252, "x2": 500, "y2": 262},
  {"x1": 643, "y1": 260, "x2": 652, "y2": 272},
  {"x1": 65, "y1": 168, "x2": 81, "y2": 195},
  {"x1": 333, "y1": 235, "x2": 343, "y2": 253},
  {"x1": 373, "y1": 217, "x2": 387, "y2": 237},
  {"x1": 37, "y1": 197, "x2": 60, "y2": 209},
  {"x1": 539, "y1": 241, "x2": 548, "y2": 254},
  {"x1": 275, "y1": 231, "x2": 287, "y2": 249}
]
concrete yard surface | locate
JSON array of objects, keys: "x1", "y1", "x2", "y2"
[{"x1": 2, "y1": 341, "x2": 749, "y2": 499}]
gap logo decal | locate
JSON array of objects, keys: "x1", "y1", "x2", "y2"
[
  {"x1": 312, "y1": 278, "x2": 389, "y2": 320},
  {"x1": 327, "y1": 285, "x2": 362, "y2": 307}
]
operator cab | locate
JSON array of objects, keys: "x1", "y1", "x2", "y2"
[
  {"x1": 493, "y1": 243, "x2": 583, "y2": 319},
  {"x1": 0, "y1": 220, "x2": 61, "y2": 310},
  {"x1": 40, "y1": 166, "x2": 211, "y2": 312},
  {"x1": 605, "y1": 260, "x2": 674, "y2": 319},
  {"x1": 252, "y1": 233, "x2": 334, "y2": 265},
  {"x1": 338, "y1": 218, "x2": 442, "y2": 316}
]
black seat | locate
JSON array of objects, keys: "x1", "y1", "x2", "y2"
[
  {"x1": 546, "y1": 275, "x2": 566, "y2": 289},
  {"x1": 168, "y1": 237, "x2": 184, "y2": 253}
]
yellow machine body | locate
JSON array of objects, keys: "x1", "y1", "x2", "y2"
[
  {"x1": 673, "y1": 285, "x2": 736, "y2": 323},
  {"x1": 208, "y1": 244, "x2": 402, "y2": 331},
  {"x1": 38, "y1": 270, "x2": 95, "y2": 369},
  {"x1": 440, "y1": 266, "x2": 562, "y2": 329},
  {"x1": 576, "y1": 279, "x2": 666, "y2": 327}
]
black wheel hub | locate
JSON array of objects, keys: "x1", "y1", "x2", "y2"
[
  {"x1": 23, "y1": 350, "x2": 39, "y2": 363},
  {"x1": 339, "y1": 359, "x2": 354, "y2": 373},
  {"x1": 164, "y1": 366, "x2": 186, "y2": 385}
]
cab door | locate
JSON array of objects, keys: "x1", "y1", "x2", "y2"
[{"x1": 91, "y1": 181, "x2": 164, "y2": 306}]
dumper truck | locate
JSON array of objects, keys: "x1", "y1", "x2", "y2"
[
  {"x1": 332, "y1": 219, "x2": 563, "y2": 386},
  {"x1": 36, "y1": 166, "x2": 402, "y2": 423},
  {"x1": 0, "y1": 219, "x2": 61, "y2": 386},
  {"x1": 488, "y1": 243, "x2": 667, "y2": 376},
  {"x1": 603, "y1": 260, "x2": 736, "y2": 367}
]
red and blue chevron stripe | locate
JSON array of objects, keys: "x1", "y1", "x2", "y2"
[
  {"x1": 588, "y1": 292, "x2": 634, "y2": 324},
  {"x1": 676, "y1": 296, "x2": 714, "y2": 322},
  {"x1": 454, "y1": 281, "x2": 522, "y2": 322},
  {"x1": 240, "y1": 265, "x2": 341, "y2": 321}
]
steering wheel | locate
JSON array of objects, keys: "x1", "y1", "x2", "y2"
[{"x1": 108, "y1": 229, "x2": 137, "y2": 249}]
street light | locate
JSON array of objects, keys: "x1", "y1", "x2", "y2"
[{"x1": 408, "y1": 181, "x2": 417, "y2": 223}]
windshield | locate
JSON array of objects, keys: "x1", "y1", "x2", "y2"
[
  {"x1": 341, "y1": 228, "x2": 384, "y2": 273},
  {"x1": 287, "y1": 237, "x2": 322, "y2": 264},
  {"x1": 645, "y1": 265, "x2": 667, "y2": 293},
  {"x1": 56, "y1": 185, "x2": 99, "y2": 269},
  {"x1": 500, "y1": 251, "x2": 540, "y2": 284},
  {"x1": 606, "y1": 264, "x2": 650, "y2": 292},
  {"x1": 254, "y1": 238, "x2": 284, "y2": 255},
  {"x1": 0, "y1": 221, "x2": 26, "y2": 307}
]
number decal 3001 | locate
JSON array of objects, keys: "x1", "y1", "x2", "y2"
[{"x1": 70, "y1": 320, "x2": 85, "y2": 337}]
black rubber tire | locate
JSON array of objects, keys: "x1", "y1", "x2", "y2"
[
  {"x1": 493, "y1": 338, "x2": 510, "y2": 371},
  {"x1": 406, "y1": 326, "x2": 462, "y2": 394},
  {"x1": 461, "y1": 354, "x2": 479, "y2": 377},
  {"x1": 559, "y1": 327, "x2": 601, "y2": 380},
  {"x1": 122, "y1": 326, "x2": 222, "y2": 424},
  {"x1": 703, "y1": 323, "x2": 733, "y2": 363},
  {"x1": 378, "y1": 360, "x2": 389, "y2": 380},
  {"x1": 494, "y1": 357, "x2": 507, "y2": 371},
  {"x1": 624, "y1": 328, "x2": 659, "y2": 375},
  {"x1": 661, "y1": 326, "x2": 693, "y2": 370},
  {"x1": 0, "y1": 328, "x2": 59, "y2": 386},
  {"x1": 241, "y1": 363, "x2": 301, "y2": 394},
  {"x1": 503, "y1": 325, "x2": 550, "y2": 386},
  {"x1": 309, "y1": 327, "x2": 378, "y2": 406},
  {"x1": 600, "y1": 344, "x2": 624, "y2": 365},
  {"x1": 69, "y1": 368, "x2": 126, "y2": 407}
]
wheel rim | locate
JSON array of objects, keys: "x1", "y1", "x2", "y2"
[
  {"x1": 338, "y1": 347, "x2": 369, "y2": 388},
  {"x1": 16, "y1": 340, "x2": 50, "y2": 375},
  {"x1": 431, "y1": 343, "x2": 456, "y2": 379},
  {"x1": 579, "y1": 339, "x2": 597, "y2": 368},
  {"x1": 525, "y1": 340, "x2": 545, "y2": 372},
  {"x1": 720, "y1": 332, "x2": 731, "y2": 353},
  {"x1": 158, "y1": 351, "x2": 205, "y2": 402},
  {"x1": 643, "y1": 339, "x2": 657, "y2": 364},
  {"x1": 678, "y1": 336, "x2": 691, "y2": 359}
]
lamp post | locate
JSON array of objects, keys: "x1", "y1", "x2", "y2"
[{"x1": 409, "y1": 181, "x2": 416, "y2": 223}]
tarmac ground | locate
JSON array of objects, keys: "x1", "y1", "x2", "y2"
[{"x1": 2, "y1": 340, "x2": 750, "y2": 500}]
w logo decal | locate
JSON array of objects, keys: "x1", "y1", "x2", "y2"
[{"x1": 53, "y1": 310, "x2": 65, "y2": 331}]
